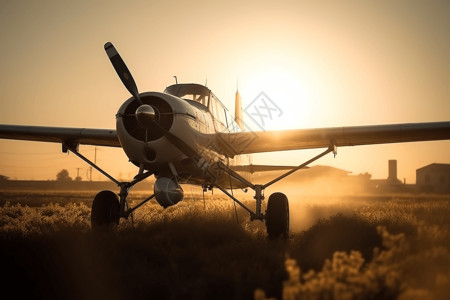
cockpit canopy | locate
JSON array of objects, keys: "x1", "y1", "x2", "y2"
[
  {"x1": 164, "y1": 83, "x2": 240, "y2": 133},
  {"x1": 164, "y1": 83, "x2": 210, "y2": 107}
]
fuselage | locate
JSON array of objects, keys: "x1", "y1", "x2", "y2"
[{"x1": 115, "y1": 83, "x2": 252, "y2": 188}]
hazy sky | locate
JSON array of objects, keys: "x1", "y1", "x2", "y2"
[{"x1": 0, "y1": 0, "x2": 449, "y2": 183}]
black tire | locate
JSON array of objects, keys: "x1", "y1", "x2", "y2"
[
  {"x1": 91, "y1": 190, "x2": 120, "y2": 227},
  {"x1": 266, "y1": 192, "x2": 289, "y2": 239}
]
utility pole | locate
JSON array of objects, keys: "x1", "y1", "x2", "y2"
[{"x1": 75, "y1": 168, "x2": 82, "y2": 181}]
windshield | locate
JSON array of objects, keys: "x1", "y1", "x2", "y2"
[{"x1": 164, "y1": 84, "x2": 210, "y2": 107}]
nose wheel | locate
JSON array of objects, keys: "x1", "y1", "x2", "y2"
[{"x1": 91, "y1": 190, "x2": 120, "y2": 227}]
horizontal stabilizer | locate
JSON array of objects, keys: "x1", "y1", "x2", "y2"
[{"x1": 230, "y1": 164, "x2": 306, "y2": 174}]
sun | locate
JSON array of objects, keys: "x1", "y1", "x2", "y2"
[{"x1": 239, "y1": 60, "x2": 317, "y2": 131}]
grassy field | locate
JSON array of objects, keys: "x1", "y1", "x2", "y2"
[{"x1": 1, "y1": 190, "x2": 449, "y2": 299}]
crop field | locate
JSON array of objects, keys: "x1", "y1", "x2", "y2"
[{"x1": 1, "y1": 189, "x2": 450, "y2": 299}]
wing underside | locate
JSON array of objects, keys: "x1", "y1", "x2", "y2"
[
  {"x1": 1, "y1": 121, "x2": 450, "y2": 155},
  {"x1": 217, "y1": 121, "x2": 450, "y2": 156},
  {"x1": 0, "y1": 125, "x2": 120, "y2": 147}
]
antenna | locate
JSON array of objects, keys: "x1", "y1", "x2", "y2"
[
  {"x1": 173, "y1": 75, "x2": 178, "y2": 84},
  {"x1": 205, "y1": 78, "x2": 208, "y2": 87}
]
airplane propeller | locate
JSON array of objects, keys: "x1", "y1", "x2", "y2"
[
  {"x1": 104, "y1": 42, "x2": 155, "y2": 141},
  {"x1": 104, "y1": 42, "x2": 142, "y2": 105},
  {"x1": 104, "y1": 42, "x2": 213, "y2": 175}
]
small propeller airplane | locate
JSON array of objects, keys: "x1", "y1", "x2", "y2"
[{"x1": 1, "y1": 42, "x2": 450, "y2": 238}]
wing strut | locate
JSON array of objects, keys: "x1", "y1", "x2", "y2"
[
  {"x1": 263, "y1": 145, "x2": 334, "y2": 189},
  {"x1": 63, "y1": 142, "x2": 121, "y2": 185},
  {"x1": 62, "y1": 142, "x2": 155, "y2": 223},
  {"x1": 214, "y1": 145, "x2": 335, "y2": 221}
]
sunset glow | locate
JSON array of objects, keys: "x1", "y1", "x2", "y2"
[
  {"x1": 1, "y1": 2, "x2": 450, "y2": 298},
  {"x1": 0, "y1": 0, "x2": 449, "y2": 182}
]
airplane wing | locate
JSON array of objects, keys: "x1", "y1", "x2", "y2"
[
  {"x1": 0, "y1": 125, "x2": 120, "y2": 147},
  {"x1": 217, "y1": 121, "x2": 450, "y2": 157}
]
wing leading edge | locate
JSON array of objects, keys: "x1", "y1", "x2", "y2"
[
  {"x1": 0, "y1": 125, "x2": 120, "y2": 147},
  {"x1": 217, "y1": 121, "x2": 450, "y2": 157}
]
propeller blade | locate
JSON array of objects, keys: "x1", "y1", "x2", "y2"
[
  {"x1": 151, "y1": 121, "x2": 201, "y2": 162},
  {"x1": 104, "y1": 42, "x2": 142, "y2": 104},
  {"x1": 151, "y1": 123, "x2": 217, "y2": 180}
]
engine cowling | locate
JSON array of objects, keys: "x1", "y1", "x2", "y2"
[
  {"x1": 120, "y1": 94, "x2": 174, "y2": 142},
  {"x1": 116, "y1": 91, "x2": 199, "y2": 170},
  {"x1": 154, "y1": 177, "x2": 184, "y2": 208}
]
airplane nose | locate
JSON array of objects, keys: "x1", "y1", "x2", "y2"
[{"x1": 135, "y1": 104, "x2": 156, "y2": 128}]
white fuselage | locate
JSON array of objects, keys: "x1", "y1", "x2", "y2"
[{"x1": 116, "y1": 86, "x2": 252, "y2": 188}]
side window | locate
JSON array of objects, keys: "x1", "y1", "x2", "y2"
[
  {"x1": 209, "y1": 96, "x2": 227, "y2": 132},
  {"x1": 223, "y1": 109, "x2": 230, "y2": 128},
  {"x1": 209, "y1": 97, "x2": 216, "y2": 118},
  {"x1": 207, "y1": 93, "x2": 242, "y2": 133},
  {"x1": 216, "y1": 106, "x2": 227, "y2": 127}
]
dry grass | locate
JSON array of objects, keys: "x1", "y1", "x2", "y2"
[{"x1": 1, "y1": 190, "x2": 449, "y2": 299}]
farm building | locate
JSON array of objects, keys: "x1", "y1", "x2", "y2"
[{"x1": 416, "y1": 163, "x2": 450, "y2": 193}]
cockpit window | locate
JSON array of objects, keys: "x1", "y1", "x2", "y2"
[
  {"x1": 164, "y1": 84, "x2": 210, "y2": 107},
  {"x1": 164, "y1": 83, "x2": 240, "y2": 133}
]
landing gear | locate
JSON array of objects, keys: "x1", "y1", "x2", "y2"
[
  {"x1": 62, "y1": 143, "x2": 155, "y2": 229},
  {"x1": 266, "y1": 192, "x2": 289, "y2": 239},
  {"x1": 91, "y1": 190, "x2": 120, "y2": 227},
  {"x1": 63, "y1": 139, "x2": 335, "y2": 238},
  {"x1": 215, "y1": 146, "x2": 335, "y2": 239}
]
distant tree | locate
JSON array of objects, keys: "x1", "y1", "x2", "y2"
[
  {"x1": 0, "y1": 175, "x2": 9, "y2": 181},
  {"x1": 56, "y1": 169, "x2": 72, "y2": 181},
  {"x1": 359, "y1": 172, "x2": 372, "y2": 180},
  {"x1": 74, "y1": 176, "x2": 82, "y2": 181}
]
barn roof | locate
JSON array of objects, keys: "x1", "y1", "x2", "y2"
[{"x1": 417, "y1": 163, "x2": 450, "y2": 172}]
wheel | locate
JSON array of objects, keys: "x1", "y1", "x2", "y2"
[
  {"x1": 266, "y1": 192, "x2": 289, "y2": 239},
  {"x1": 91, "y1": 190, "x2": 120, "y2": 227}
]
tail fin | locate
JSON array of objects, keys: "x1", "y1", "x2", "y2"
[{"x1": 235, "y1": 88, "x2": 244, "y2": 130}]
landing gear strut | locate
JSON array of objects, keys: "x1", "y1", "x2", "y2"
[{"x1": 63, "y1": 143, "x2": 155, "y2": 228}]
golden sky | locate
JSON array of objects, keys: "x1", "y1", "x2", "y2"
[{"x1": 0, "y1": 0, "x2": 449, "y2": 182}]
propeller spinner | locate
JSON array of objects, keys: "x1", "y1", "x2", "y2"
[{"x1": 135, "y1": 104, "x2": 156, "y2": 129}]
